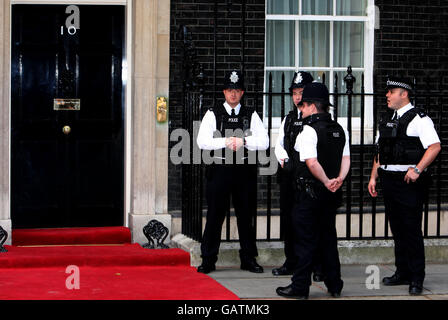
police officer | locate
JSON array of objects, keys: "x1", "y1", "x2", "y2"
[
  {"x1": 276, "y1": 82, "x2": 350, "y2": 299},
  {"x1": 273, "y1": 71, "x2": 324, "y2": 281},
  {"x1": 196, "y1": 70, "x2": 269, "y2": 274},
  {"x1": 368, "y1": 77, "x2": 441, "y2": 295}
]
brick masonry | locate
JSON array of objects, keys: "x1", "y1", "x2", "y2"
[{"x1": 168, "y1": 0, "x2": 448, "y2": 213}]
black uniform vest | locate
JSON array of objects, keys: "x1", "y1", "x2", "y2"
[
  {"x1": 378, "y1": 108, "x2": 426, "y2": 165},
  {"x1": 283, "y1": 108, "x2": 304, "y2": 157},
  {"x1": 295, "y1": 113, "x2": 346, "y2": 183},
  {"x1": 211, "y1": 104, "x2": 253, "y2": 163}
]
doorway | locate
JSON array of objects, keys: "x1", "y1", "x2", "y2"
[{"x1": 11, "y1": 4, "x2": 125, "y2": 228}]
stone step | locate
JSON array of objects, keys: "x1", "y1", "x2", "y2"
[{"x1": 171, "y1": 234, "x2": 448, "y2": 267}]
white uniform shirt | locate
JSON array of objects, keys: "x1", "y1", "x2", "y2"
[
  {"x1": 377, "y1": 103, "x2": 440, "y2": 171},
  {"x1": 196, "y1": 102, "x2": 269, "y2": 151},
  {"x1": 274, "y1": 110, "x2": 301, "y2": 164},
  {"x1": 294, "y1": 122, "x2": 350, "y2": 161}
]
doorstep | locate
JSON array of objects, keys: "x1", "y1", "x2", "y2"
[{"x1": 171, "y1": 234, "x2": 448, "y2": 267}]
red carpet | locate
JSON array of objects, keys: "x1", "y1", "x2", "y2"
[
  {"x1": 0, "y1": 227, "x2": 239, "y2": 300},
  {"x1": 0, "y1": 265, "x2": 238, "y2": 300},
  {"x1": 0, "y1": 244, "x2": 190, "y2": 268},
  {"x1": 12, "y1": 227, "x2": 131, "y2": 245}
]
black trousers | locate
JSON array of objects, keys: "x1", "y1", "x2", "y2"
[
  {"x1": 290, "y1": 186, "x2": 343, "y2": 295},
  {"x1": 279, "y1": 169, "x2": 324, "y2": 274},
  {"x1": 379, "y1": 168, "x2": 427, "y2": 283},
  {"x1": 279, "y1": 168, "x2": 297, "y2": 269},
  {"x1": 201, "y1": 164, "x2": 258, "y2": 263}
]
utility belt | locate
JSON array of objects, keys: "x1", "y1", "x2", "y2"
[
  {"x1": 210, "y1": 156, "x2": 250, "y2": 164},
  {"x1": 209, "y1": 148, "x2": 252, "y2": 165},
  {"x1": 205, "y1": 162, "x2": 256, "y2": 179},
  {"x1": 295, "y1": 177, "x2": 319, "y2": 200},
  {"x1": 378, "y1": 167, "x2": 431, "y2": 185},
  {"x1": 377, "y1": 168, "x2": 407, "y2": 179},
  {"x1": 294, "y1": 176, "x2": 343, "y2": 208}
]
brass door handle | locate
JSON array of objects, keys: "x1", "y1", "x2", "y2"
[{"x1": 62, "y1": 125, "x2": 71, "y2": 135}]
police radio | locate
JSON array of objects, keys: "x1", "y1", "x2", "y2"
[
  {"x1": 243, "y1": 117, "x2": 252, "y2": 137},
  {"x1": 382, "y1": 120, "x2": 399, "y2": 138}
]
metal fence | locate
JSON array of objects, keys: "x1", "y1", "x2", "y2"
[
  {"x1": 179, "y1": 65, "x2": 448, "y2": 242},
  {"x1": 259, "y1": 67, "x2": 448, "y2": 241},
  {"x1": 177, "y1": 15, "x2": 448, "y2": 243}
]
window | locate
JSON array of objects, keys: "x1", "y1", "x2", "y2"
[{"x1": 265, "y1": 0, "x2": 376, "y2": 140}]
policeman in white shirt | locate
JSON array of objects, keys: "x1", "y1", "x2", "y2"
[
  {"x1": 368, "y1": 77, "x2": 441, "y2": 296},
  {"x1": 196, "y1": 70, "x2": 269, "y2": 274},
  {"x1": 273, "y1": 71, "x2": 323, "y2": 281},
  {"x1": 276, "y1": 82, "x2": 350, "y2": 299}
]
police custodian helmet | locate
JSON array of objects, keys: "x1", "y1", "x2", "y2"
[
  {"x1": 223, "y1": 70, "x2": 245, "y2": 90},
  {"x1": 298, "y1": 82, "x2": 333, "y2": 107},
  {"x1": 386, "y1": 76, "x2": 414, "y2": 94},
  {"x1": 289, "y1": 71, "x2": 314, "y2": 92}
]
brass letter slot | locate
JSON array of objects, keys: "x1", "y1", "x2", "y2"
[{"x1": 54, "y1": 99, "x2": 80, "y2": 111}]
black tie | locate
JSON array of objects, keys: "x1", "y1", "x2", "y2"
[
  {"x1": 392, "y1": 111, "x2": 398, "y2": 121},
  {"x1": 231, "y1": 109, "x2": 236, "y2": 116}
]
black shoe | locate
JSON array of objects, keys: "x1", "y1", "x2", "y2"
[
  {"x1": 382, "y1": 274, "x2": 410, "y2": 286},
  {"x1": 197, "y1": 263, "x2": 216, "y2": 274},
  {"x1": 409, "y1": 282, "x2": 423, "y2": 296},
  {"x1": 241, "y1": 260, "x2": 264, "y2": 273},
  {"x1": 276, "y1": 285, "x2": 308, "y2": 299},
  {"x1": 313, "y1": 272, "x2": 325, "y2": 282},
  {"x1": 272, "y1": 266, "x2": 293, "y2": 276},
  {"x1": 329, "y1": 290, "x2": 341, "y2": 298}
]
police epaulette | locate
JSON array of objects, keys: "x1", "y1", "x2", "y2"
[
  {"x1": 415, "y1": 108, "x2": 427, "y2": 118},
  {"x1": 306, "y1": 112, "x2": 332, "y2": 124},
  {"x1": 400, "y1": 108, "x2": 426, "y2": 123}
]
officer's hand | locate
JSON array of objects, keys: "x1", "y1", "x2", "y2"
[
  {"x1": 404, "y1": 167, "x2": 419, "y2": 184},
  {"x1": 368, "y1": 178, "x2": 377, "y2": 197},
  {"x1": 225, "y1": 137, "x2": 234, "y2": 150},
  {"x1": 226, "y1": 137, "x2": 244, "y2": 151},
  {"x1": 325, "y1": 179, "x2": 338, "y2": 192},
  {"x1": 331, "y1": 177, "x2": 344, "y2": 192},
  {"x1": 234, "y1": 137, "x2": 244, "y2": 151}
]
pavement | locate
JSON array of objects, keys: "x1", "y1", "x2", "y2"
[{"x1": 208, "y1": 263, "x2": 448, "y2": 300}]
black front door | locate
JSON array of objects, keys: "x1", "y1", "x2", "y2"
[{"x1": 11, "y1": 5, "x2": 125, "y2": 228}]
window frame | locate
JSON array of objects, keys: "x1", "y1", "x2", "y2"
[{"x1": 264, "y1": 0, "x2": 376, "y2": 144}]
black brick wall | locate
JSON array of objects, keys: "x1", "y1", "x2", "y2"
[
  {"x1": 373, "y1": 0, "x2": 448, "y2": 207},
  {"x1": 168, "y1": 0, "x2": 448, "y2": 212},
  {"x1": 169, "y1": 0, "x2": 266, "y2": 211},
  {"x1": 374, "y1": 0, "x2": 448, "y2": 89}
]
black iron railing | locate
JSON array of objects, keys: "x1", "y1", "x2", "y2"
[
  {"x1": 179, "y1": 67, "x2": 448, "y2": 242},
  {"x1": 259, "y1": 67, "x2": 448, "y2": 241},
  {"x1": 177, "y1": 3, "x2": 448, "y2": 242}
]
